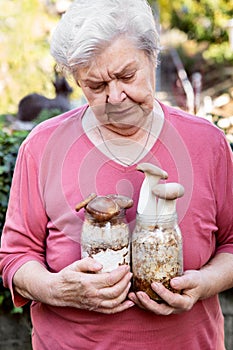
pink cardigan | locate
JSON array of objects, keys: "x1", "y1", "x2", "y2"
[{"x1": 1, "y1": 102, "x2": 233, "y2": 349}]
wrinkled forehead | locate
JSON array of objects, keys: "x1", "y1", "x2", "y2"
[{"x1": 72, "y1": 36, "x2": 152, "y2": 82}]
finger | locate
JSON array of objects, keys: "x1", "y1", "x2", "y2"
[
  {"x1": 99, "y1": 281, "x2": 132, "y2": 308},
  {"x1": 76, "y1": 265, "x2": 132, "y2": 307},
  {"x1": 97, "y1": 272, "x2": 133, "y2": 300},
  {"x1": 170, "y1": 270, "x2": 199, "y2": 290},
  {"x1": 94, "y1": 265, "x2": 131, "y2": 289},
  {"x1": 82, "y1": 280, "x2": 132, "y2": 311},
  {"x1": 151, "y1": 282, "x2": 193, "y2": 311},
  {"x1": 128, "y1": 292, "x2": 146, "y2": 310},
  {"x1": 72, "y1": 257, "x2": 103, "y2": 273},
  {"x1": 151, "y1": 282, "x2": 182, "y2": 305},
  {"x1": 135, "y1": 291, "x2": 175, "y2": 315},
  {"x1": 96, "y1": 299, "x2": 135, "y2": 314}
]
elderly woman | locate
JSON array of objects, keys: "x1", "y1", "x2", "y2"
[{"x1": 1, "y1": 0, "x2": 233, "y2": 349}]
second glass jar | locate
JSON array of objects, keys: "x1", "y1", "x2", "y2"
[{"x1": 132, "y1": 213, "x2": 183, "y2": 302}]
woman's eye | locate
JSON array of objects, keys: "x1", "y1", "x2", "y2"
[
  {"x1": 121, "y1": 73, "x2": 135, "y2": 81},
  {"x1": 89, "y1": 83, "x2": 105, "y2": 92}
]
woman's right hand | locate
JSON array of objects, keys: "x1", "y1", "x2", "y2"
[{"x1": 48, "y1": 257, "x2": 134, "y2": 313}]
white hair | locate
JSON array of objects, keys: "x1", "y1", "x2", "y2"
[{"x1": 50, "y1": 0, "x2": 160, "y2": 74}]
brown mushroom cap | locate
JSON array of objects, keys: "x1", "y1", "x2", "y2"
[
  {"x1": 137, "y1": 163, "x2": 168, "y2": 179},
  {"x1": 106, "y1": 194, "x2": 134, "y2": 209},
  {"x1": 86, "y1": 196, "x2": 120, "y2": 221},
  {"x1": 152, "y1": 183, "x2": 184, "y2": 200}
]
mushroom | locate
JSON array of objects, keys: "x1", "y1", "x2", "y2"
[
  {"x1": 75, "y1": 193, "x2": 97, "y2": 212},
  {"x1": 85, "y1": 196, "x2": 120, "y2": 222},
  {"x1": 136, "y1": 163, "x2": 168, "y2": 216},
  {"x1": 106, "y1": 194, "x2": 134, "y2": 210},
  {"x1": 152, "y1": 182, "x2": 185, "y2": 216}
]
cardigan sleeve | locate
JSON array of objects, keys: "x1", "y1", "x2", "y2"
[{"x1": 0, "y1": 140, "x2": 48, "y2": 306}]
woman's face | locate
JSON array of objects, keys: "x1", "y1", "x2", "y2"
[{"x1": 75, "y1": 36, "x2": 156, "y2": 136}]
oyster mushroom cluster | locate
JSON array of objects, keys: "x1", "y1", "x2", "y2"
[
  {"x1": 136, "y1": 162, "x2": 184, "y2": 217},
  {"x1": 75, "y1": 193, "x2": 133, "y2": 222}
]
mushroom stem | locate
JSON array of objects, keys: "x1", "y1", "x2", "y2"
[
  {"x1": 136, "y1": 163, "x2": 168, "y2": 216},
  {"x1": 152, "y1": 183, "x2": 185, "y2": 216},
  {"x1": 75, "y1": 193, "x2": 97, "y2": 212}
]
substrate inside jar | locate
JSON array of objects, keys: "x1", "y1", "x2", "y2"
[
  {"x1": 81, "y1": 216, "x2": 130, "y2": 273},
  {"x1": 132, "y1": 223, "x2": 183, "y2": 301}
]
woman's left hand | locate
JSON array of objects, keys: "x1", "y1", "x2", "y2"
[
  {"x1": 128, "y1": 270, "x2": 204, "y2": 315},
  {"x1": 128, "y1": 253, "x2": 233, "y2": 315}
]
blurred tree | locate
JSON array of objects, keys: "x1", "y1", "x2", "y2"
[
  {"x1": 157, "y1": 0, "x2": 233, "y2": 64},
  {"x1": 0, "y1": 0, "x2": 78, "y2": 115},
  {"x1": 170, "y1": 0, "x2": 232, "y2": 43},
  {"x1": 0, "y1": 0, "x2": 56, "y2": 113}
]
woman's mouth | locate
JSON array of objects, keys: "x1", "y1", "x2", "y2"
[{"x1": 107, "y1": 105, "x2": 136, "y2": 119}]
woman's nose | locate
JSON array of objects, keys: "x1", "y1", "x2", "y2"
[{"x1": 106, "y1": 80, "x2": 126, "y2": 104}]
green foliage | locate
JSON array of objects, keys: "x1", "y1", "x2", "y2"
[
  {"x1": 0, "y1": 108, "x2": 61, "y2": 234},
  {"x1": 0, "y1": 285, "x2": 23, "y2": 314},
  {"x1": 34, "y1": 108, "x2": 63, "y2": 124},
  {"x1": 203, "y1": 41, "x2": 233, "y2": 64},
  {"x1": 159, "y1": 0, "x2": 233, "y2": 40},
  {"x1": 158, "y1": 0, "x2": 233, "y2": 66},
  {"x1": 0, "y1": 128, "x2": 29, "y2": 232},
  {"x1": 171, "y1": 1, "x2": 229, "y2": 42}
]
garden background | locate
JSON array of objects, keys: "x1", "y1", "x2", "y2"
[{"x1": 0, "y1": 0, "x2": 233, "y2": 349}]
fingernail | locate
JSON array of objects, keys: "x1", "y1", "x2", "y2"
[
  {"x1": 120, "y1": 265, "x2": 130, "y2": 272},
  {"x1": 171, "y1": 278, "x2": 179, "y2": 288},
  {"x1": 127, "y1": 301, "x2": 135, "y2": 307},
  {"x1": 128, "y1": 294, "x2": 135, "y2": 302},
  {"x1": 93, "y1": 262, "x2": 102, "y2": 269},
  {"x1": 152, "y1": 282, "x2": 160, "y2": 288},
  {"x1": 136, "y1": 291, "x2": 145, "y2": 298}
]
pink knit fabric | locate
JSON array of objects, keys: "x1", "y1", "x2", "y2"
[{"x1": 1, "y1": 102, "x2": 232, "y2": 349}]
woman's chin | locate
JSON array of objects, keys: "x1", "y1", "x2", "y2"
[{"x1": 105, "y1": 123, "x2": 140, "y2": 136}]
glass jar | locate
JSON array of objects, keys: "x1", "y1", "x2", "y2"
[
  {"x1": 132, "y1": 213, "x2": 183, "y2": 302},
  {"x1": 81, "y1": 210, "x2": 130, "y2": 273}
]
